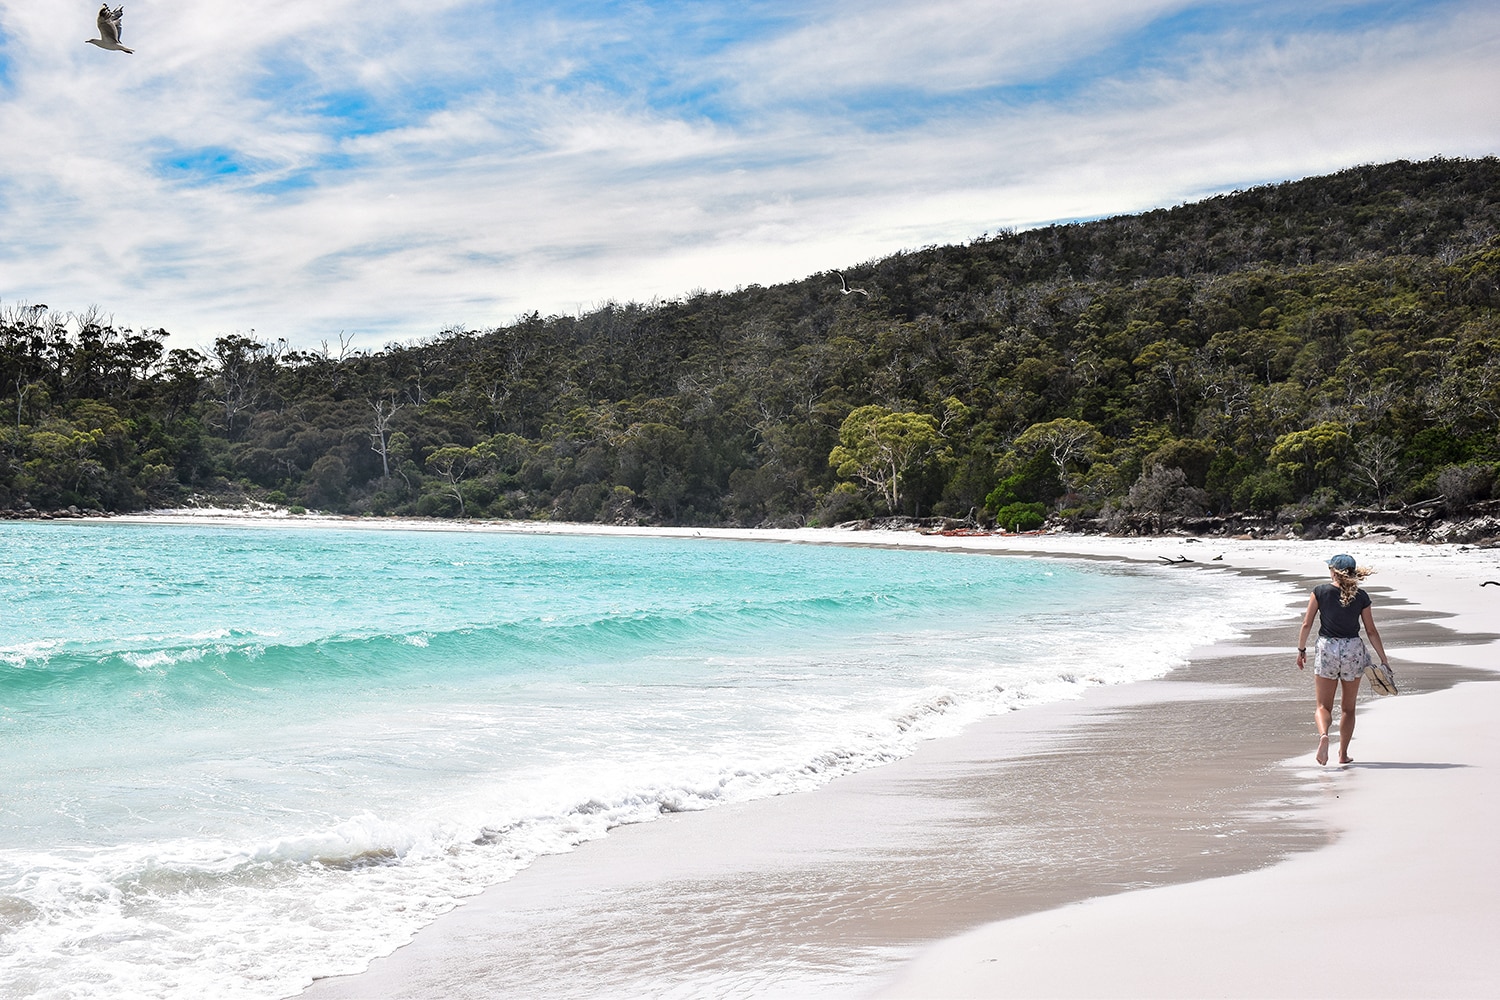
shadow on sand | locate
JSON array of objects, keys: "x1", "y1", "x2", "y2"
[{"x1": 1345, "y1": 761, "x2": 1470, "y2": 770}]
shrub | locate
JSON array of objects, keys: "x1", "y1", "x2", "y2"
[
  {"x1": 1142, "y1": 438, "x2": 1217, "y2": 487},
  {"x1": 811, "y1": 481, "x2": 871, "y2": 526},
  {"x1": 1123, "y1": 466, "x2": 1210, "y2": 515},
  {"x1": 983, "y1": 452, "x2": 1059, "y2": 511},
  {"x1": 1435, "y1": 463, "x2": 1496, "y2": 512},
  {"x1": 1233, "y1": 470, "x2": 1293, "y2": 512},
  {"x1": 993, "y1": 501, "x2": 1046, "y2": 532}
]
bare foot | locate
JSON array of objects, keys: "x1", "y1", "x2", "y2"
[
  {"x1": 1340, "y1": 756, "x2": 1354, "y2": 765},
  {"x1": 1316, "y1": 734, "x2": 1330, "y2": 766}
]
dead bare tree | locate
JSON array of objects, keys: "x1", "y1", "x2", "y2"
[
  {"x1": 369, "y1": 395, "x2": 403, "y2": 479},
  {"x1": 1352, "y1": 435, "x2": 1403, "y2": 506},
  {"x1": 210, "y1": 335, "x2": 265, "y2": 440}
]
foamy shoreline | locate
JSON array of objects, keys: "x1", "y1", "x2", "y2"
[{"x1": 103, "y1": 511, "x2": 1500, "y2": 997}]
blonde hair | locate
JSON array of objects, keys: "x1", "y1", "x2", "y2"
[{"x1": 1331, "y1": 565, "x2": 1374, "y2": 606}]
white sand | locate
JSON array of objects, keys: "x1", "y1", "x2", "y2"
[
  {"x1": 103, "y1": 512, "x2": 1500, "y2": 997},
  {"x1": 874, "y1": 536, "x2": 1500, "y2": 999},
  {"x1": 879, "y1": 684, "x2": 1500, "y2": 998}
]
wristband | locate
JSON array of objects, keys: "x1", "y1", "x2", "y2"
[{"x1": 1297, "y1": 648, "x2": 1306, "y2": 653}]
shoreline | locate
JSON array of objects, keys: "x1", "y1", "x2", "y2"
[{"x1": 32, "y1": 513, "x2": 1500, "y2": 996}]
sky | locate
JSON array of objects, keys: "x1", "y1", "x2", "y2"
[{"x1": 1, "y1": 1, "x2": 1498, "y2": 352}]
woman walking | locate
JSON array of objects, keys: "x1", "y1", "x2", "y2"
[{"x1": 1296, "y1": 554, "x2": 1391, "y2": 765}]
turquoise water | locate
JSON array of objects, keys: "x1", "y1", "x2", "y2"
[{"x1": 0, "y1": 523, "x2": 1281, "y2": 999}]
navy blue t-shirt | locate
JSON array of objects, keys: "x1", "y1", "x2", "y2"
[{"x1": 1314, "y1": 583, "x2": 1370, "y2": 638}]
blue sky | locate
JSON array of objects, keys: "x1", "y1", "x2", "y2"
[{"x1": 0, "y1": 0, "x2": 1497, "y2": 350}]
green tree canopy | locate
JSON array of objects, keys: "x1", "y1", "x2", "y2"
[
  {"x1": 1270, "y1": 422, "x2": 1352, "y2": 496},
  {"x1": 1012, "y1": 418, "x2": 1102, "y2": 501},
  {"x1": 829, "y1": 405, "x2": 946, "y2": 513},
  {"x1": 4, "y1": 158, "x2": 1499, "y2": 524}
]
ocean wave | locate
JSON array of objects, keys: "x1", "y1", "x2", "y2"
[
  {"x1": 0, "y1": 619, "x2": 1287, "y2": 1000},
  {"x1": 119, "y1": 647, "x2": 207, "y2": 671},
  {"x1": 0, "y1": 590, "x2": 930, "y2": 700},
  {"x1": 2, "y1": 686, "x2": 986, "y2": 929}
]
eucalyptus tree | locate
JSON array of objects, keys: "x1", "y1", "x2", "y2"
[
  {"x1": 1351, "y1": 435, "x2": 1403, "y2": 505},
  {"x1": 425, "y1": 442, "x2": 493, "y2": 517},
  {"x1": 829, "y1": 404, "x2": 947, "y2": 513},
  {"x1": 1012, "y1": 417, "x2": 1102, "y2": 502},
  {"x1": 209, "y1": 335, "x2": 271, "y2": 440},
  {"x1": 369, "y1": 394, "x2": 403, "y2": 479}
]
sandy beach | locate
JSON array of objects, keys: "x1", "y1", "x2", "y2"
[
  {"x1": 107, "y1": 513, "x2": 1500, "y2": 997},
  {"x1": 876, "y1": 536, "x2": 1500, "y2": 999}
]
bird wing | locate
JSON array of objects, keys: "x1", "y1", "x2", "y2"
[{"x1": 98, "y1": 9, "x2": 122, "y2": 45}]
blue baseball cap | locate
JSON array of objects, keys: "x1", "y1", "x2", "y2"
[{"x1": 1327, "y1": 554, "x2": 1357, "y2": 572}]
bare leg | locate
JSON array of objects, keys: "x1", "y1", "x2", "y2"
[
  {"x1": 1314, "y1": 675, "x2": 1337, "y2": 765},
  {"x1": 1339, "y1": 676, "x2": 1361, "y2": 763}
]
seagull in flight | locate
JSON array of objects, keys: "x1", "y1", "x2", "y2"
[
  {"x1": 87, "y1": 5, "x2": 133, "y2": 54},
  {"x1": 834, "y1": 270, "x2": 869, "y2": 297}
]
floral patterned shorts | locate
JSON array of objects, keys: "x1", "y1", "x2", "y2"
[{"x1": 1314, "y1": 636, "x2": 1370, "y2": 681}]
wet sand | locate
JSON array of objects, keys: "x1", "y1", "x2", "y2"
[{"x1": 880, "y1": 660, "x2": 1500, "y2": 997}]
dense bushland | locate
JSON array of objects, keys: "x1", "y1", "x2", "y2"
[{"x1": 3, "y1": 157, "x2": 1498, "y2": 527}]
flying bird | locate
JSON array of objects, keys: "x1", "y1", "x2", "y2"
[
  {"x1": 87, "y1": 5, "x2": 133, "y2": 54},
  {"x1": 834, "y1": 271, "x2": 869, "y2": 297},
  {"x1": 1482, "y1": 580, "x2": 1499, "y2": 587}
]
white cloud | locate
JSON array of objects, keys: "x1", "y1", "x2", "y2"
[
  {"x1": 727, "y1": 0, "x2": 1190, "y2": 99},
  {"x1": 0, "y1": 1, "x2": 1497, "y2": 349}
]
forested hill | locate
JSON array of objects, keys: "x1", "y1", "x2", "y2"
[{"x1": 4, "y1": 156, "x2": 1499, "y2": 531}]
